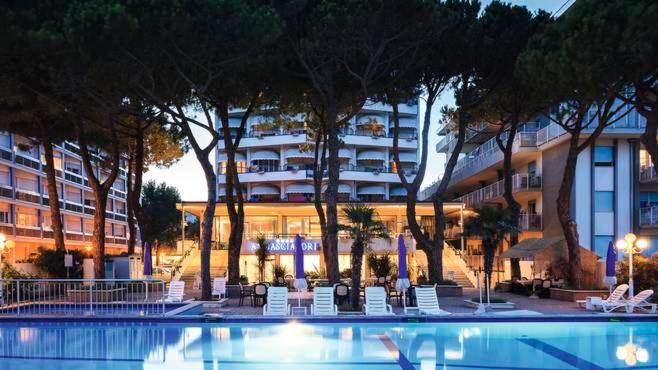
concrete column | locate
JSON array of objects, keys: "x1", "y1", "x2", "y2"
[{"x1": 280, "y1": 181, "x2": 285, "y2": 200}]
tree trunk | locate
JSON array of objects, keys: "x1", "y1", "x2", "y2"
[
  {"x1": 127, "y1": 130, "x2": 146, "y2": 254},
  {"x1": 482, "y1": 237, "x2": 496, "y2": 297},
  {"x1": 496, "y1": 121, "x2": 522, "y2": 280},
  {"x1": 127, "y1": 141, "x2": 137, "y2": 255},
  {"x1": 430, "y1": 196, "x2": 445, "y2": 282},
  {"x1": 40, "y1": 135, "x2": 65, "y2": 252},
  {"x1": 312, "y1": 127, "x2": 329, "y2": 277},
  {"x1": 350, "y1": 242, "x2": 364, "y2": 309},
  {"x1": 198, "y1": 163, "x2": 217, "y2": 300},
  {"x1": 323, "y1": 105, "x2": 341, "y2": 283},
  {"x1": 92, "y1": 190, "x2": 108, "y2": 278},
  {"x1": 557, "y1": 133, "x2": 582, "y2": 288}
]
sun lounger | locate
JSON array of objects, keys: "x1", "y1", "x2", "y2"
[
  {"x1": 311, "y1": 287, "x2": 338, "y2": 315},
  {"x1": 263, "y1": 287, "x2": 291, "y2": 316},
  {"x1": 403, "y1": 286, "x2": 450, "y2": 316},
  {"x1": 158, "y1": 281, "x2": 185, "y2": 303},
  {"x1": 576, "y1": 284, "x2": 628, "y2": 310},
  {"x1": 212, "y1": 277, "x2": 226, "y2": 300},
  {"x1": 625, "y1": 290, "x2": 656, "y2": 314},
  {"x1": 364, "y1": 287, "x2": 394, "y2": 316}
]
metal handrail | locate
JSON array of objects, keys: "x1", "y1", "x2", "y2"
[{"x1": 0, "y1": 278, "x2": 166, "y2": 316}]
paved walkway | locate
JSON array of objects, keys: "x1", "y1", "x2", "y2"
[{"x1": 197, "y1": 288, "x2": 617, "y2": 316}]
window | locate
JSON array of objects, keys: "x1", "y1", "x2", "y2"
[
  {"x1": 593, "y1": 236, "x2": 613, "y2": 257},
  {"x1": 593, "y1": 146, "x2": 614, "y2": 166},
  {"x1": 594, "y1": 191, "x2": 614, "y2": 212},
  {"x1": 640, "y1": 192, "x2": 658, "y2": 207},
  {"x1": 0, "y1": 210, "x2": 9, "y2": 224},
  {"x1": 527, "y1": 161, "x2": 537, "y2": 177}
]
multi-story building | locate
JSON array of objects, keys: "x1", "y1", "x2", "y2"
[
  {"x1": 0, "y1": 132, "x2": 131, "y2": 263},
  {"x1": 178, "y1": 100, "x2": 470, "y2": 285},
  {"x1": 426, "y1": 105, "x2": 657, "y2": 277}
]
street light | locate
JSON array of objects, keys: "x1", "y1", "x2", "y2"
[{"x1": 615, "y1": 233, "x2": 648, "y2": 298}]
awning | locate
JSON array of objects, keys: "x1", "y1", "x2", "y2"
[
  {"x1": 390, "y1": 118, "x2": 416, "y2": 128},
  {"x1": 498, "y1": 236, "x2": 565, "y2": 259},
  {"x1": 218, "y1": 152, "x2": 246, "y2": 162},
  {"x1": 325, "y1": 148, "x2": 352, "y2": 159},
  {"x1": 321, "y1": 183, "x2": 352, "y2": 194},
  {"x1": 251, "y1": 185, "x2": 280, "y2": 196},
  {"x1": 356, "y1": 115, "x2": 384, "y2": 126},
  {"x1": 286, "y1": 183, "x2": 315, "y2": 194},
  {"x1": 250, "y1": 150, "x2": 280, "y2": 161},
  {"x1": 285, "y1": 148, "x2": 314, "y2": 159},
  {"x1": 392, "y1": 152, "x2": 417, "y2": 162},
  {"x1": 389, "y1": 187, "x2": 407, "y2": 196},
  {"x1": 357, "y1": 150, "x2": 386, "y2": 161},
  {"x1": 357, "y1": 185, "x2": 386, "y2": 195}
]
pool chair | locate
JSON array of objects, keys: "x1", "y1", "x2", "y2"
[
  {"x1": 263, "y1": 287, "x2": 291, "y2": 316},
  {"x1": 364, "y1": 287, "x2": 394, "y2": 316},
  {"x1": 577, "y1": 284, "x2": 628, "y2": 310},
  {"x1": 403, "y1": 285, "x2": 451, "y2": 316},
  {"x1": 624, "y1": 290, "x2": 656, "y2": 314},
  {"x1": 159, "y1": 281, "x2": 186, "y2": 303},
  {"x1": 311, "y1": 287, "x2": 338, "y2": 316},
  {"x1": 212, "y1": 277, "x2": 226, "y2": 300}
]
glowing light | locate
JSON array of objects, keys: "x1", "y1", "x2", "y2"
[
  {"x1": 636, "y1": 239, "x2": 648, "y2": 250},
  {"x1": 616, "y1": 240, "x2": 628, "y2": 251},
  {"x1": 625, "y1": 233, "x2": 637, "y2": 244}
]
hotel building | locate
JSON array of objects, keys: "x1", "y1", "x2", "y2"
[
  {"x1": 0, "y1": 132, "x2": 131, "y2": 263},
  {"x1": 424, "y1": 105, "x2": 657, "y2": 278},
  {"x1": 178, "y1": 101, "x2": 470, "y2": 284}
]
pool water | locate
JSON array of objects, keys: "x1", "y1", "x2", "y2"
[{"x1": 0, "y1": 321, "x2": 655, "y2": 369}]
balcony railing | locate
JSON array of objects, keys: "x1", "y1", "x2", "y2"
[
  {"x1": 536, "y1": 113, "x2": 645, "y2": 147},
  {"x1": 436, "y1": 121, "x2": 494, "y2": 152},
  {"x1": 640, "y1": 206, "x2": 658, "y2": 227},
  {"x1": 640, "y1": 166, "x2": 657, "y2": 183},
  {"x1": 455, "y1": 174, "x2": 542, "y2": 207},
  {"x1": 519, "y1": 213, "x2": 542, "y2": 231},
  {"x1": 451, "y1": 132, "x2": 538, "y2": 184}
]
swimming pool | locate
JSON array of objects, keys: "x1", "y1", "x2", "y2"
[{"x1": 0, "y1": 320, "x2": 655, "y2": 369}]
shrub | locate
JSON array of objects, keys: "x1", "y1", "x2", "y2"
[
  {"x1": 339, "y1": 268, "x2": 352, "y2": 279},
  {"x1": 271, "y1": 264, "x2": 287, "y2": 284},
  {"x1": 617, "y1": 253, "x2": 658, "y2": 299},
  {"x1": 33, "y1": 247, "x2": 85, "y2": 278},
  {"x1": 366, "y1": 253, "x2": 396, "y2": 278},
  {"x1": 2, "y1": 262, "x2": 33, "y2": 279}
]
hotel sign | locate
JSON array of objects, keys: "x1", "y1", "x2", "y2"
[{"x1": 245, "y1": 238, "x2": 321, "y2": 254}]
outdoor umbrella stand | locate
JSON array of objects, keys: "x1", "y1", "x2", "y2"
[{"x1": 293, "y1": 234, "x2": 307, "y2": 310}]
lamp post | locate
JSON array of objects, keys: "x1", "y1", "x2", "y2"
[{"x1": 615, "y1": 233, "x2": 648, "y2": 298}]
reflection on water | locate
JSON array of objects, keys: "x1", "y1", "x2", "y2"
[{"x1": 0, "y1": 322, "x2": 655, "y2": 369}]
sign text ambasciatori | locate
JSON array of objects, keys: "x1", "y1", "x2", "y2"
[{"x1": 245, "y1": 238, "x2": 321, "y2": 254}]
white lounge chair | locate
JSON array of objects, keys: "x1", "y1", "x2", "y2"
[
  {"x1": 625, "y1": 290, "x2": 656, "y2": 314},
  {"x1": 404, "y1": 286, "x2": 451, "y2": 316},
  {"x1": 263, "y1": 287, "x2": 291, "y2": 316},
  {"x1": 212, "y1": 277, "x2": 227, "y2": 300},
  {"x1": 364, "y1": 287, "x2": 394, "y2": 316},
  {"x1": 311, "y1": 287, "x2": 338, "y2": 316},
  {"x1": 576, "y1": 284, "x2": 628, "y2": 311},
  {"x1": 159, "y1": 281, "x2": 185, "y2": 303}
]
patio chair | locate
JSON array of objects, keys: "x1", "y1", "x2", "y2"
[
  {"x1": 253, "y1": 283, "x2": 268, "y2": 307},
  {"x1": 238, "y1": 282, "x2": 252, "y2": 306},
  {"x1": 159, "y1": 281, "x2": 185, "y2": 303},
  {"x1": 384, "y1": 283, "x2": 402, "y2": 306},
  {"x1": 364, "y1": 287, "x2": 394, "y2": 316},
  {"x1": 538, "y1": 280, "x2": 552, "y2": 298},
  {"x1": 311, "y1": 287, "x2": 338, "y2": 316},
  {"x1": 625, "y1": 290, "x2": 656, "y2": 314},
  {"x1": 403, "y1": 285, "x2": 450, "y2": 316},
  {"x1": 212, "y1": 277, "x2": 226, "y2": 300},
  {"x1": 576, "y1": 284, "x2": 628, "y2": 311},
  {"x1": 263, "y1": 287, "x2": 291, "y2": 316},
  {"x1": 334, "y1": 283, "x2": 350, "y2": 306}
]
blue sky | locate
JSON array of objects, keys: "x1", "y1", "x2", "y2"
[{"x1": 145, "y1": 1, "x2": 563, "y2": 200}]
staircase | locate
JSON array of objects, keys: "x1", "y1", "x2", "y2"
[
  {"x1": 177, "y1": 250, "x2": 227, "y2": 291},
  {"x1": 442, "y1": 247, "x2": 475, "y2": 288}
]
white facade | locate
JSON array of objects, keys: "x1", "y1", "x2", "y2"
[
  {"x1": 215, "y1": 100, "x2": 420, "y2": 203},
  {"x1": 0, "y1": 132, "x2": 131, "y2": 262},
  {"x1": 429, "y1": 106, "x2": 658, "y2": 257}
]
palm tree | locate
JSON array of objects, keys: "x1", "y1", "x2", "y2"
[
  {"x1": 462, "y1": 205, "x2": 517, "y2": 294},
  {"x1": 339, "y1": 204, "x2": 390, "y2": 309},
  {"x1": 253, "y1": 232, "x2": 269, "y2": 282}
]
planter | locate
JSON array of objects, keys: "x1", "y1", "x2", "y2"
[
  {"x1": 435, "y1": 285, "x2": 463, "y2": 297},
  {"x1": 549, "y1": 288, "x2": 609, "y2": 302},
  {"x1": 463, "y1": 300, "x2": 516, "y2": 309}
]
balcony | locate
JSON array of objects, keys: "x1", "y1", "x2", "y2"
[
  {"x1": 640, "y1": 166, "x2": 657, "y2": 183},
  {"x1": 450, "y1": 132, "x2": 538, "y2": 185},
  {"x1": 640, "y1": 206, "x2": 658, "y2": 227},
  {"x1": 455, "y1": 174, "x2": 542, "y2": 207},
  {"x1": 436, "y1": 122, "x2": 497, "y2": 153},
  {"x1": 519, "y1": 213, "x2": 543, "y2": 231}
]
